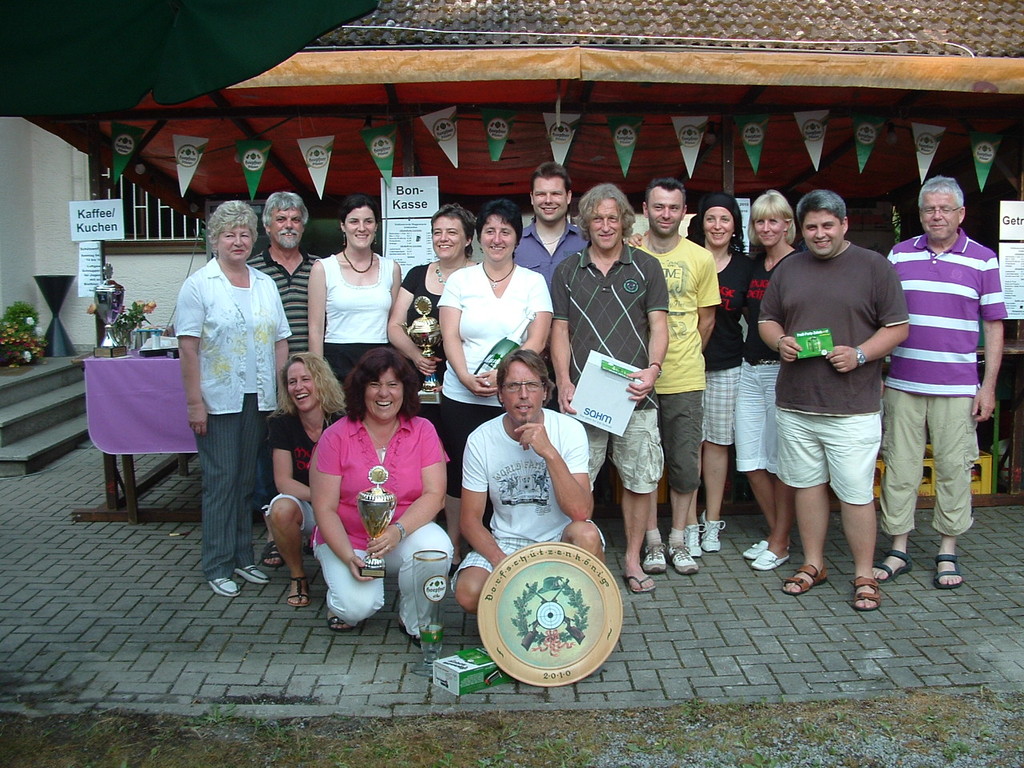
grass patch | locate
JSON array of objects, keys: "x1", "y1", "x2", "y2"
[{"x1": 2, "y1": 689, "x2": 1022, "y2": 767}]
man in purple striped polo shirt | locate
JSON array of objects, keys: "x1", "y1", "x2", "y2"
[{"x1": 875, "y1": 176, "x2": 1006, "y2": 591}]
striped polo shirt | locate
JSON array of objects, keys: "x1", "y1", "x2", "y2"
[
  {"x1": 247, "y1": 249, "x2": 318, "y2": 354},
  {"x1": 886, "y1": 230, "x2": 1006, "y2": 397}
]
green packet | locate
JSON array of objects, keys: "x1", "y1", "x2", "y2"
[{"x1": 794, "y1": 328, "x2": 834, "y2": 359}]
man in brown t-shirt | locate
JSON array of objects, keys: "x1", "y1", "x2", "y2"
[{"x1": 759, "y1": 189, "x2": 908, "y2": 612}]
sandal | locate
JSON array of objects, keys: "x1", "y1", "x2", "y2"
[
  {"x1": 933, "y1": 554, "x2": 964, "y2": 590},
  {"x1": 873, "y1": 549, "x2": 912, "y2": 583},
  {"x1": 286, "y1": 576, "x2": 310, "y2": 607},
  {"x1": 782, "y1": 564, "x2": 828, "y2": 596},
  {"x1": 852, "y1": 576, "x2": 882, "y2": 611},
  {"x1": 623, "y1": 574, "x2": 656, "y2": 594},
  {"x1": 326, "y1": 615, "x2": 359, "y2": 632},
  {"x1": 260, "y1": 540, "x2": 284, "y2": 569}
]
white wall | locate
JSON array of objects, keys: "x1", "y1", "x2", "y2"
[{"x1": 0, "y1": 118, "x2": 204, "y2": 352}]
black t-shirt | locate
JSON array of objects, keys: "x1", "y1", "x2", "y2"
[
  {"x1": 704, "y1": 254, "x2": 754, "y2": 371},
  {"x1": 267, "y1": 411, "x2": 343, "y2": 487},
  {"x1": 742, "y1": 251, "x2": 795, "y2": 365}
]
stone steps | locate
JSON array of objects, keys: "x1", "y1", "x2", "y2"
[{"x1": 0, "y1": 357, "x2": 90, "y2": 475}]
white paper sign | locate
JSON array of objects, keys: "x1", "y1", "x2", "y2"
[
  {"x1": 380, "y1": 176, "x2": 439, "y2": 219},
  {"x1": 383, "y1": 218, "x2": 434, "y2": 276},
  {"x1": 77, "y1": 241, "x2": 103, "y2": 298},
  {"x1": 69, "y1": 199, "x2": 124, "y2": 242},
  {"x1": 569, "y1": 350, "x2": 640, "y2": 436},
  {"x1": 1000, "y1": 201, "x2": 1024, "y2": 241},
  {"x1": 998, "y1": 243, "x2": 1024, "y2": 319}
]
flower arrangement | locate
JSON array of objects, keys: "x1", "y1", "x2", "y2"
[{"x1": 0, "y1": 301, "x2": 46, "y2": 367}]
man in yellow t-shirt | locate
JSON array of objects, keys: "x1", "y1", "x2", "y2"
[{"x1": 636, "y1": 178, "x2": 719, "y2": 577}]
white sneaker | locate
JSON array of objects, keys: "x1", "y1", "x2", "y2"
[
  {"x1": 642, "y1": 544, "x2": 667, "y2": 574},
  {"x1": 668, "y1": 545, "x2": 699, "y2": 575},
  {"x1": 750, "y1": 549, "x2": 790, "y2": 571},
  {"x1": 233, "y1": 565, "x2": 270, "y2": 585},
  {"x1": 684, "y1": 524, "x2": 703, "y2": 558},
  {"x1": 700, "y1": 513, "x2": 725, "y2": 553},
  {"x1": 209, "y1": 578, "x2": 240, "y2": 597},
  {"x1": 743, "y1": 540, "x2": 769, "y2": 560}
]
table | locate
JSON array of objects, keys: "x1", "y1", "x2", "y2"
[{"x1": 75, "y1": 355, "x2": 198, "y2": 523}]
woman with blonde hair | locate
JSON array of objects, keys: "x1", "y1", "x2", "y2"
[
  {"x1": 735, "y1": 189, "x2": 798, "y2": 571},
  {"x1": 264, "y1": 353, "x2": 345, "y2": 607}
]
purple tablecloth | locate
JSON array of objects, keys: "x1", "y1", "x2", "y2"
[{"x1": 84, "y1": 356, "x2": 197, "y2": 455}]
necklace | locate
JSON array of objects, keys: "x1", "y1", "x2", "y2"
[
  {"x1": 483, "y1": 263, "x2": 515, "y2": 289},
  {"x1": 342, "y1": 250, "x2": 374, "y2": 274},
  {"x1": 434, "y1": 259, "x2": 469, "y2": 285}
]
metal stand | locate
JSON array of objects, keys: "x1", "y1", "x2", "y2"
[{"x1": 34, "y1": 274, "x2": 75, "y2": 357}]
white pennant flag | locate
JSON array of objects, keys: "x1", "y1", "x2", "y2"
[
  {"x1": 671, "y1": 116, "x2": 707, "y2": 178},
  {"x1": 794, "y1": 110, "x2": 829, "y2": 171},
  {"x1": 172, "y1": 135, "x2": 208, "y2": 197},
  {"x1": 420, "y1": 107, "x2": 458, "y2": 168},
  {"x1": 297, "y1": 136, "x2": 333, "y2": 200},
  {"x1": 911, "y1": 123, "x2": 946, "y2": 183},
  {"x1": 543, "y1": 112, "x2": 581, "y2": 166}
]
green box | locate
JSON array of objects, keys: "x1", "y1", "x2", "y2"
[
  {"x1": 794, "y1": 328, "x2": 834, "y2": 359},
  {"x1": 432, "y1": 648, "x2": 512, "y2": 695}
]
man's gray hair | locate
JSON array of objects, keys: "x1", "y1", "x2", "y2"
[
  {"x1": 577, "y1": 183, "x2": 635, "y2": 242},
  {"x1": 918, "y1": 176, "x2": 964, "y2": 209},
  {"x1": 796, "y1": 189, "x2": 846, "y2": 226},
  {"x1": 262, "y1": 191, "x2": 309, "y2": 228}
]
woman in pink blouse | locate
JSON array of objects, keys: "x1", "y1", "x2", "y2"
[{"x1": 310, "y1": 348, "x2": 452, "y2": 635}]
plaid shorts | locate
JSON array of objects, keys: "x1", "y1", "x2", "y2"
[{"x1": 702, "y1": 366, "x2": 740, "y2": 445}]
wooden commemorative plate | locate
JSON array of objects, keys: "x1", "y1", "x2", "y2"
[{"x1": 477, "y1": 542, "x2": 622, "y2": 687}]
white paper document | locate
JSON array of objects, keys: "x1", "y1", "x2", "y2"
[{"x1": 570, "y1": 350, "x2": 640, "y2": 436}]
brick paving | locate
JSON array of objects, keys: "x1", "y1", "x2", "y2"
[{"x1": 1, "y1": 443, "x2": 1022, "y2": 717}]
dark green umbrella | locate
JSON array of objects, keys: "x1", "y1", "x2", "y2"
[{"x1": 0, "y1": 0, "x2": 378, "y2": 116}]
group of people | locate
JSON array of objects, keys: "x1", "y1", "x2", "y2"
[{"x1": 176, "y1": 166, "x2": 1003, "y2": 631}]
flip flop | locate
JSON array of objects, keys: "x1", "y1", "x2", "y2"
[
  {"x1": 260, "y1": 540, "x2": 284, "y2": 569},
  {"x1": 873, "y1": 549, "x2": 912, "y2": 582},
  {"x1": 624, "y1": 574, "x2": 656, "y2": 594},
  {"x1": 933, "y1": 554, "x2": 964, "y2": 590},
  {"x1": 326, "y1": 615, "x2": 359, "y2": 632},
  {"x1": 286, "y1": 576, "x2": 310, "y2": 607}
]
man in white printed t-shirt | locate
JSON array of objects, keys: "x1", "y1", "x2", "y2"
[{"x1": 454, "y1": 349, "x2": 605, "y2": 614}]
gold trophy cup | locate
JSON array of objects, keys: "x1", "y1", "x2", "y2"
[
  {"x1": 357, "y1": 465, "x2": 397, "y2": 578},
  {"x1": 405, "y1": 296, "x2": 442, "y2": 405}
]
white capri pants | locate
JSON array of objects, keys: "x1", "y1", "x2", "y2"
[{"x1": 314, "y1": 521, "x2": 453, "y2": 636}]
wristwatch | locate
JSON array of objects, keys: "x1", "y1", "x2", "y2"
[{"x1": 855, "y1": 347, "x2": 867, "y2": 367}]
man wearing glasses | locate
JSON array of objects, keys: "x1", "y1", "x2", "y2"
[
  {"x1": 874, "y1": 176, "x2": 1006, "y2": 591},
  {"x1": 454, "y1": 349, "x2": 604, "y2": 614}
]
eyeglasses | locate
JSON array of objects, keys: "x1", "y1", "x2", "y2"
[
  {"x1": 921, "y1": 206, "x2": 962, "y2": 216},
  {"x1": 501, "y1": 380, "x2": 543, "y2": 393}
]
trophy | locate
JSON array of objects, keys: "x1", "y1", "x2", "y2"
[
  {"x1": 357, "y1": 465, "x2": 397, "y2": 578},
  {"x1": 93, "y1": 265, "x2": 126, "y2": 357},
  {"x1": 404, "y1": 296, "x2": 442, "y2": 405}
]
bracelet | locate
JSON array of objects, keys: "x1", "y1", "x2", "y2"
[
  {"x1": 394, "y1": 521, "x2": 407, "y2": 540},
  {"x1": 776, "y1": 335, "x2": 791, "y2": 351},
  {"x1": 650, "y1": 361, "x2": 663, "y2": 378}
]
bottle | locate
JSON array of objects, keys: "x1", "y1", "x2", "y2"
[{"x1": 474, "y1": 312, "x2": 535, "y2": 375}]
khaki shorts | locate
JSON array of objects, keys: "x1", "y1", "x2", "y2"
[
  {"x1": 776, "y1": 409, "x2": 880, "y2": 505},
  {"x1": 585, "y1": 408, "x2": 664, "y2": 495}
]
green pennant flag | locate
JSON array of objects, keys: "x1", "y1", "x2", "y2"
[
  {"x1": 236, "y1": 139, "x2": 272, "y2": 200},
  {"x1": 607, "y1": 115, "x2": 643, "y2": 177},
  {"x1": 734, "y1": 114, "x2": 770, "y2": 174},
  {"x1": 481, "y1": 109, "x2": 516, "y2": 162},
  {"x1": 851, "y1": 114, "x2": 885, "y2": 173},
  {"x1": 970, "y1": 132, "x2": 1002, "y2": 192},
  {"x1": 361, "y1": 124, "x2": 398, "y2": 186},
  {"x1": 111, "y1": 122, "x2": 145, "y2": 183}
]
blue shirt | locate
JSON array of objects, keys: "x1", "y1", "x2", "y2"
[{"x1": 515, "y1": 220, "x2": 588, "y2": 288}]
